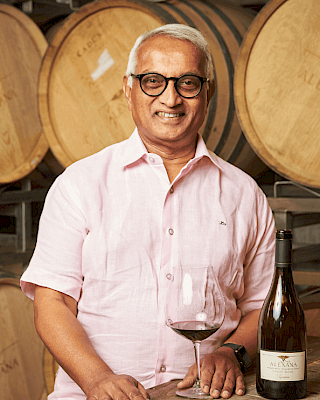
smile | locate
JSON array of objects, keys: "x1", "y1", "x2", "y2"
[{"x1": 156, "y1": 112, "x2": 184, "y2": 118}]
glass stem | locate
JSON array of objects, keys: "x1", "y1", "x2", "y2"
[{"x1": 194, "y1": 340, "x2": 201, "y2": 383}]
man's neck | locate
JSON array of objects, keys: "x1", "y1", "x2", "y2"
[{"x1": 142, "y1": 137, "x2": 197, "y2": 183}]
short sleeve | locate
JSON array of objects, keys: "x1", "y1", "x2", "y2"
[
  {"x1": 20, "y1": 171, "x2": 87, "y2": 301},
  {"x1": 237, "y1": 186, "x2": 275, "y2": 315}
]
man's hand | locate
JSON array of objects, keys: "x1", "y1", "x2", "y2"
[
  {"x1": 86, "y1": 371, "x2": 149, "y2": 400},
  {"x1": 177, "y1": 346, "x2": 245, "y2": 399}
]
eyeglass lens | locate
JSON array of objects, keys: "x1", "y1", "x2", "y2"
[{"x1": 140, "y1": 74, "x2": 202, "y2": 98}]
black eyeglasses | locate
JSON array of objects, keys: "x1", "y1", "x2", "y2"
[{"x1": 131, "y1": 73, "x2": 209, "y2": 98}]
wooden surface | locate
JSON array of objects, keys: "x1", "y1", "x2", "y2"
[
  {"x1": 0, "y1": 4, "x2": 48, "y2": 184},
  {"x1": 38, "y1": 0, "x2": 264, "y2": 177},
  {"x1": 147, "y1": 336, "x2": 320, "y2": 399},
  {"x1": 234, "y1": 0, "x2": 320, "y2": 188}
]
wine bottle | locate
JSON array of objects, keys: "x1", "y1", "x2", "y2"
[{"x1": 256, "y1": 229, "x2": 307, "y2": 399}]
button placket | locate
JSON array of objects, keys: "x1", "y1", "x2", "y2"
[
  {"x1": 146, "y1": 154, "x2": 171, "y2": 187},
  {"x1": 156, "y1": 180, "x2": 179, "y2": 386}
]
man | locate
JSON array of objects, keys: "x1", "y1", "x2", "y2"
[{"x1": 21, "y1": 24, "x2": 275, "y2": 400}]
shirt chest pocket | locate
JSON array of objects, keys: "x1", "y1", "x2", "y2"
[{"x1": 210, "y1": 215, "x2": 245, "y2": 301}]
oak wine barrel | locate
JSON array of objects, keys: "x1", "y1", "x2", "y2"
[
  {"x1": 235, "y1": 0, "x2": 320, "y2": 188},
  {"x1": 0, "y1": 5, "x2": 49, "y2": 184},
  {"x1": 0, "y1": 278, "x2": 57, "y2": 399},
  {"x1": 38, "y1": 0, "x2": 267, "y2": 177}
]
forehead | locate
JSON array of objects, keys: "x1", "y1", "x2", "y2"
[{"x1": 136, "y1": 35, "x2": 205, "y2": 76}]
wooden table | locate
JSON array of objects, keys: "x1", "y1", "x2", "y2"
[{"x1": 147, "y1": 337, "x2": 320, "y2": 399}]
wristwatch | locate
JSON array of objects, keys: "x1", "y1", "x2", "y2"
[{"x1": 219, "y1": 343, "x2": 252, "y2": 373}]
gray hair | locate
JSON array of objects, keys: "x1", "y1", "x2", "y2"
[{"x1": 125, "y1": 24, "x2": 215, "y2": 88}]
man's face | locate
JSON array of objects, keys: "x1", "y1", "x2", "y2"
[{"x1": 123, "y1": 35, "x2": 212, "y2": 150}]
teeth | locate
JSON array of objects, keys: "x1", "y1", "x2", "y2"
[{"x1": 157, "y1": 112, "x2": 182, "y2": 118}]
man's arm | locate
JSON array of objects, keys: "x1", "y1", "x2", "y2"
[
  {"x1": 34, "y1": 285, "x2": 148, "y2": 400},
  {"x1": 177, "y1": 308, "x2": 260, "y2": 399}
]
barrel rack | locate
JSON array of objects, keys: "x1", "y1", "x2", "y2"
[
  {"x1": 265, "y1": 181, "x2": 320, "y2": 289},
  {"x1": 0, "y1": 180, "x2": 48, "y2": 277}
]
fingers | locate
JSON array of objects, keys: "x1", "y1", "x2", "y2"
[
  {"x1": 87, "y1": 388, "x2": 146, "y2": 400},
  {"x1": 206, "y1": 368, "x2": 245, "y2": 399},
  {"x1": 198, "y1": 361, "x2": 215, "y2": 394},
  {"x1": 177, "y1": 365, "x2": 197, "y2": 389},
  {"x1": 115, "y1": 378, "x2": 148, "y2": 400},
  {"x1": 86, "y1": 374, "x2": 148, "y2": 400},
  {"x1": 125, "y1": 387, "x2": 147, "y2": 400},
  {"x1": 234, "y1": 374, "x2": 245, "y2": 396},
  {"x1": 137, "y1": 382, "x2": 150, "y2": 399},
  {"x1": 179, "y1": 353, "x2": 246, "y2": 399},
  {"x1": 216, "y1": 371, "x2": 245, "y2": 398}
]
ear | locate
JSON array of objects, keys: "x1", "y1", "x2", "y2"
[
  {"x1": 123, "y1": 75, "x2": 132, "y2": 111},
  {"x1": 207, "y1": 80, "x2": 215, "y2": 106}
]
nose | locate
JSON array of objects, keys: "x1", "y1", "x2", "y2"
[{"x1": 158, "y1": 80, "x2": 183, "y2": 107}]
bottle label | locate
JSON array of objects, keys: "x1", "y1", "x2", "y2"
[{"x1": 260, "y1": 350, "x2": 305, "y2": 381}]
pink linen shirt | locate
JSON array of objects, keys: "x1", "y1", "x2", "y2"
[{"x1": 21, "y1": 128, "x2": 275, "y2": 400}]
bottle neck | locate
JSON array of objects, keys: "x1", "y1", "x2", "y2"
[
  {"x1": 275, "y1": 234, "x2": 294, "y2": 284},
  {"x1": 273, "y1": 265, "x2": 296, "y2": 296},
  {"x1": 273, "y1": 231, "x2": 297, "y2": 293},
  {"x1": 275, "y1": 235, "x2": 292, "y2": 265},
  {"x1": 275, "y1": 264, "x2": 293, "y2": 277}
]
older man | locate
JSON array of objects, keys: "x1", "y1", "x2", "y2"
[{"x1": 21, "y1": 24, "x2": 275, "y2": 400}]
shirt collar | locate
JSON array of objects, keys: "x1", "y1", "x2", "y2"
[
  {"x1": 121, "y1": 128, "x2": 223, "y2": 171},
  {"x1": 193, "y1": 134, "x2": 224, "y2": 171},
  {"x1": 121, "y1": 128, "x2": 148, "y2": 167}
]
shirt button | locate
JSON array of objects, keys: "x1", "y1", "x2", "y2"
[
  {"x1": 166, "y1": 273, "x2": 172, "y2": 280},
  {"x1": 160, "y1": 365, "x2": 166, "y2": 373},
  {"x1": 170, "y1": 186, "x2": 174, "y2": 194},
  {"x1": 149, "y1": 156, "x2": 155, "y2": 163},
  {"x1": 168, "y1": 228, "x2": 174, "y2": 235}
]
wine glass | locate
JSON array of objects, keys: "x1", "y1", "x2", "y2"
[{"x1": 165, "y1": 266, "x2": 225, "y2": 399}]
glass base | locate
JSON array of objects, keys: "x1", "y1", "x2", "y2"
[{"x1": 176, "y1": 382, "x2": 212, "y2": 399}]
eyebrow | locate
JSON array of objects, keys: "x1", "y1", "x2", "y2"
[{"x1": 139, "y1": 71, "x2": 203, "y2": 76}]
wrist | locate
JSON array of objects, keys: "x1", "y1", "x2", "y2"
[
  {"x1": 84, "y1": 365, "x2": 115, "y2": 394},
  {"x1": 219, "y1": 343, "x2": 252, "y2": 373}
]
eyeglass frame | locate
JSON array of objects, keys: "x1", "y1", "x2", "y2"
[{"x1": 130, "y1": 72, "x2": 210, "y2": 99}]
